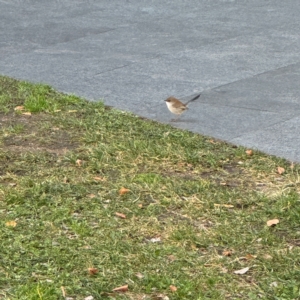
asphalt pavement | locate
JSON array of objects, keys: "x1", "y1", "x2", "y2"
[{"x1": 1, "y1": 0, "x2": 300, "y2": 161}]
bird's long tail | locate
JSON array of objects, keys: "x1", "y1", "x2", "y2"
[{"x1": 184, "y1": 93, "x2": 201, "y2": 105}]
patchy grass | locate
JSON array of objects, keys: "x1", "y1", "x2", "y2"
[{"x1": 0, "y1": 75, "x2": 300, "y2": 300}]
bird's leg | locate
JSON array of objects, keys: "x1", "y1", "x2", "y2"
[{"x1": 171, "y1": 114, "x2": 182, "y2": 122}]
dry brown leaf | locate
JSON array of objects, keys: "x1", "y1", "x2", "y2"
[
  {"x1": 112, "y1": 285, "x2": 128, "y2": 293},
  {"x1": 14, "y1": 105, "x2": 25, "y2": 111},
  {"x1": 87, "y1": 194, "x2": 96, "y2": 198},
  {"x1": 93, "y1": 176, "x2": 106, "y2": 182},
  {"x1": 277, "y1": 167, "x2": 285, "y2": 175},
  {"x1": 245, "y1": 254, "x2": 256, "y2": 260},
  {"x1": 88, "y1": 267, "x2": 98, "y2": 275},
  {"x1": 119, "y1": 187, "x2": 130, "y2": 195},
  {"x1": 169, "y1": 285, "x2": 177, "y2": 292},
  {"x1": 234, "y1": 267, "x2": 249, "y2": 275},
  {"x1": 76, "y1": 159, "x2": 82, "y2": 167},
  {"x1": 222, "y1": 250, "x2": 232, "y2": 256},
  {"x1": 267, "y1": 219, "x2": 279, "y2": 227},
  {"x1": 245, "y1": 149, "x2": 253, "y2": 156},
  {"x1": 115, "y1": 212, "x2": 126, "y2": 219},
  {"x1": 22, "y1": 112, "x2": 31, "y2": 116},
  {"x1": 5, "y1": 220, "x2": 17, "y2": 227},
  {"x1": 138, "y1": 204, "x2": 143, "y2": 208},
  {"x1": 209, "y1": 139, "x2": 216, "y2": 144}
]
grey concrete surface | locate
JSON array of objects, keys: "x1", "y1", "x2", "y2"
[{"x1": 1, "y1": 0, "x2": 300, "y2": 161}]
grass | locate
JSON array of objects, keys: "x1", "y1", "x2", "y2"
[{"x1": 0, "y1": 75, "x2": 300, "y2": 300}]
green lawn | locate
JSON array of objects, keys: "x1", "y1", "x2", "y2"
[{"x1": 0, "y1": 76, "x2": 300, "y2": 299}]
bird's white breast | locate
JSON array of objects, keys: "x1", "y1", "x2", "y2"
[{"x1": 166, "y1": 101, "x2": 181, "y2": 114}]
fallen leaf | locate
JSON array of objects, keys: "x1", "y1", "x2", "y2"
[
  {"x1": 168, "y1": 255, "x2": 176, "y2": 261},
  {"x1": 119, "y1": 187, "x2": 130, "y2": 195},
  {"x1": 61, "y1": 286, "x2": 66, "y2": 298},
  {"x1": 209, "y1": 139, "x2": 216, "y2": 144},
  {"x1": 169, "y1": 285, "x2": 177, "y2": 292},
  {"x1": 5, "y1": 220, "x2": 17, "y2": 227},
  {"x1": 222, "y1": 250, "x2": 232, "y2": 257},
  {"x1": 155, "y1": 295, "x2": 169, "y2": 300},
  {"x1": 93, "y1": 176, "x2": 106, "y2": 181},
  {"x1": 82, "y1": 245, "x2": 92, "y2": 249},
  {"x1": 245, "y1": 254, "x2": 256, "y2": 260},
  {"x1": 112, "y1": 285, "x2": 128, "y2": 293},
  {"x1": 22, "y1": 112, "x2": 31, "y2": 116},
  {"x1": 115, "y1": 212, "x2": 126, "y2": 219},
  {"x1": 88, "y1": 267, "x2": 98, "y2": 275},
  {"x1": 14, "y1": 105, "x2": 25, "y2": 111},
  {"x1": 277, "y1": 167, "x2": 285, "y2": 175},
  {"x1": 245, "y1": 149, "x2": 253, "y2": 156},
  {"x1": 263, "y1": 254, "x2": 273, "y2": 260},
  {"x1": 135, "y1": 272, "x2": 144, "y2": 279},
  {"x1": 191, "y1": 244, "x2": 197, "y2": 250},
  {"x1": 214, "y1": 204, "x2": 234, "y2": 208},
  {"x1": 87, "y1": 194, "x2": 96, "y2": 198},
  {"x1": 138, "y1": 204, "x2": 143, "y2": 208},
  {"x1": 234, "y1": 267, "x2": 250, "y2": 275},
  {"x1": 149, "y1": 237, "x2": 161, "y2": 243},
  {"x1": 76, "y1": 159, "x2": 82, "y2": 167},
  {"x1": 270, "y1": 281, "x2": 278, "y2": 288},
  {"x1": 267, "y1": 219, "x2": 279, "y2": 227}
]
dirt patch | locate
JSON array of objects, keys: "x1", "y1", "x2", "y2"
[{"x1": 1, "y1": 112, "x2": 77, "y2": 155}]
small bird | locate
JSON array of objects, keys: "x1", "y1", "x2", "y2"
[{"x1": 165, "y1": 93, "x2": 201, "y2": 121}]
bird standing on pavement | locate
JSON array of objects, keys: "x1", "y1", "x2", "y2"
[{"x1": 165, "y1": 93, "x2": 201, "y2": 121}]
